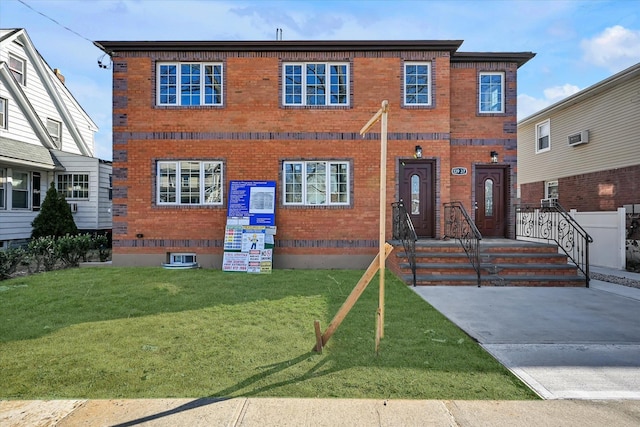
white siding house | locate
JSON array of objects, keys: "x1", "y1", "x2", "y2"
[
  {"x1": 0, "y1": 28, "x2": 111, "y2": 248},
  {"x1": 517, "y1": 63, "x2": 640, "y2": 212}
]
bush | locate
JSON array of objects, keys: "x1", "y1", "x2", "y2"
[
  {"x1": 31, "y1": 182, "x2": 78, "y2": 239},
  {"x1": 28, "y1": 236, "x2": 58, "y2": 272},
  {"x1": 57, "y1": 234, "x2": 93, "y2": 268},
  {"x1": 0, "y1": 247, "x2": 26, "y2": 280}
]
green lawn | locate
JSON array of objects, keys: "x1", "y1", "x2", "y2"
[{"x1": 0, "y1": 268, "x2": 537, "y2": 400}]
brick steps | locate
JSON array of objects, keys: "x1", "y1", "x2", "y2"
[{"x1": 388, "y1": 239, "x2": 587, "y2": 287}]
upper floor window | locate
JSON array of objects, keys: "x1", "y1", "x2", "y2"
[
  {"x1": 404, "y1": 62, "x2": 431, "y2": 106},
  {"x1": 47, "y1": 118, "x2": 62, "y2": 147},
  {"x1": 157, "y1": 63, "x2": 223, "y2": 106},
  {"x1": 283, "y1": 160, "x2": 349, "y2": 206},
  {"x1": 479, "y1": 72, "x2": 504, "y2": 113},
  {"x1": 283, "y1": 63, "x2": 349, "y2": 106},
  {"x1": 9, "y1": 54, "x2": 26, "y2": 85},
  {"x1": 157, "y1": 160, "x2": 223, "y2": 205},
  {"x1": 57, "y1": 173, "x2": 89, "y2": 200},
  {"x1": 536, "y1": 119, "x2": 550, "y2": 153},
  {"x1": 0, "y1": 97, "x2": 7, "y2": 129},
  {"x1": 12, "y1": 170, "x2": 29, "y2": 209}
]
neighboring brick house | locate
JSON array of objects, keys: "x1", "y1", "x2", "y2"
[
  {"x1": 94, "y1": 39, "x2": 534, "y2": 269},
  {"x1": 517, "y1": 62, "x2": 640, "y2": 212}
]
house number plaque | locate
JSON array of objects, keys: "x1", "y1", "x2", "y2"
[{"x1": 451, "y1": 167, "x2": 468, "y2": 176}]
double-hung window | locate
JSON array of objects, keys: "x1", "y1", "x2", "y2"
[
  {"x1": 404, "y1": 62, "x2": 431, "y2": 106},
  {"x1": 157, "y1": 63, "x2": 223, "y2": 106},
  {"x1": 57, "y1": 173, "x2": 89, "y2": 199},
  {"x1": 47, "y1": 118, "x2": 62, "y2": 147},
  {"x1": 536, "y1": 119, "x2": 550, "y2": 153},
  {"x1": 9, "y1": 54, "x2": 26, "y2": 85},
  {"x1": 0, "y1": 97, "x2": 7, "y2": 129},
  {"x1": 11, "y1": 171, "x2": 29, "y2": 209},
  {"x1": 283, "y1": 161, "x2": 349, "y2": 206},
  {"x1": 545, "y1": 181, "x2": 558, "y2": 199},
  {"x1": 283, "y1": 63, "x2": 349, "y2": 106},
  {"x1": 0, "y1": 168, "x2": 5, "y2": 209},
  {"x1": 157, "y1": 161, "x2": 223, "y2": 205},
  {"x1": 479, "y1": 72, "x2": 504, "y2": 113}
]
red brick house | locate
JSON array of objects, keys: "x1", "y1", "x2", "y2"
[{"x1": 94, "y1": 39, "x2": 534, "y2": 269}]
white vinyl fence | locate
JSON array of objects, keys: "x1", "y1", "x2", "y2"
[{"x1": 569, "y1": 208, "x2": 626, "y2": 269}]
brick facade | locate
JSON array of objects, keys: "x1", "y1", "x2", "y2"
[
  {"x1": 521, "y1": 164, "x2": 640, "y2": 211},
  {"x1": 96, "y1": 40, "x2": 533, "y2": 268}
]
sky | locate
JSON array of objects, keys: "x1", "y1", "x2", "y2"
[{"x1": 1, "y1": 0, "x2": 639, "y2": 161}]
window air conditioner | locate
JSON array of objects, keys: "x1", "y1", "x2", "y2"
[
  {"x1": 68, "y1": 202, "x2": 78, "y2": 213},
  {"x1": 568, "y1": 130, "x2": 589, "y2": 146},
  {"x1": 540, "y1": 198, "x2": 558, "y2": 207}
]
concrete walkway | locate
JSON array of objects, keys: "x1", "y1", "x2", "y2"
[
  {"x1": 411, "y1": 266, "x2": 640, "y2": 400},
  {"x1": 2, "y1": 267, "x2": 640, "y2": 426}
]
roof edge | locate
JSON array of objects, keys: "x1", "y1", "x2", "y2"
[
  {"x1": 518, "y1": 62, "x2": 640, "y2": 125},
  {"x1": 94, "y1": 39, "x2": 464, "y2": 53},
  {"x1": 452, "y1": 51, "x2": 536, "y2": 68}
]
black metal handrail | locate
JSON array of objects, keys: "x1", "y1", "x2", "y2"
[
  {"x1": 515, "y1": 202, "x2": 593, "y2": 287},
  {"x1": 392, "y1": 200, "x2": 418, "y2": 286},
  {"x1": 443, "y1": 201, "x2": 482, "y2": 287}
]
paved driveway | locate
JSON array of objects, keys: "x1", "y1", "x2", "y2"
[{"x1": 411, "y1": 281, "x2": 640, "y2": 399}]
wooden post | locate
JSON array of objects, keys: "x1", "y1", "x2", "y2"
[
  {"x1": 358, "y1": 100, "x2": 390, "y2": 354},
  {"x1": 313, "y1": 243, "x2": 393, "y2": 352},
  {"x1": 379, "y1": 100, "x2": 388, "y2": 341}
]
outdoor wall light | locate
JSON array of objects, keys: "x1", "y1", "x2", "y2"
[
  {"x1": 415, "y1": 145, "x2": 423, "y2": 159},
  {"x1": 136, "y1": 233, "x2": 144, "y2": 238},
  {"x1": 490, "y1": 151, "x2": 499, "y2": 163}
]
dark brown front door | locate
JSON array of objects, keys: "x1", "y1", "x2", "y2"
[
  {"x1": 475, "y1": 166, "x2": 507, "y2": 237},
  {"x1": 399, "y1": 160, "x2": 435, "y2": 238}
]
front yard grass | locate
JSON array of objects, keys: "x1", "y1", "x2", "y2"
[{"x1": 0, "y1": 268, "x2": 537, "y2": 400}]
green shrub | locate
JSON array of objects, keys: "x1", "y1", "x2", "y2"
[
  {"x1": 28, "y1": 236, "x2": 58, "y2": 272},
  {"x1": 93, "y1": 234, "x2": 111, "y2": 262},
  {"x1": 31, "y1": 182, "x2": 78, "y2": 239},
  {"x1": 0, "y1": 247, "x2": 26, "y2": 280}
]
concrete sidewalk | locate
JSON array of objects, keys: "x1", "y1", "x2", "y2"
[{"x1": 2, "y1": 397, "x2": 640, "y2": 426}]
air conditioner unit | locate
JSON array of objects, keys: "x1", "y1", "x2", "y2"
[
  {"x1": 568, "y1": 130, "x2": 589, "y2": 146},
  {"x1": 540, "y1": 198, "x2": 558, "y2": 207},
  {"x1": 68, "y1": 202, "x2": 78, "y2": 213}
]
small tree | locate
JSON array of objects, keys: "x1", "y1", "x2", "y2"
[{"x1": 31, "y1": 182, "x2": 78, "y2": 239}]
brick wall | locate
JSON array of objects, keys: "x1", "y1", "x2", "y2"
[
  {"x1": 520, "y1": 164, "x2": 640, "y2": 211},
  {"x1": 111, "y1": 50, "x2": 521, "y2": 263}
]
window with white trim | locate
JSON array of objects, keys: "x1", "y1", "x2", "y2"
[
  {"x1": 9, "y1": 54, "x2": 26, "y2": 85},
  {"x1": 0, "y1": 168, "x2": 5, "y2": 209},
  {"x1": 12, "y1": 170, "x2": 29, "y2": 209},
  {"x1": 283, "y1": 161, "x2": 349, "y2": 206},
  {"x1": 404, "y1": 62, "x2": 431, "y2": 106},
  {"x1": 283, "y1": 63, "x2": 349, "y2": 106},
  {"x1": 157, "y1": 161, "x2": 223, "y2": 205},
  {"x1": 479, "y1": 72, "x2": 504, "y2": 113},
  {"x1": 157, "y1": 62, "x2": 223, "y2": 106},
  {"x1": 545, "y1": 181, "x2": 558, "y2": 199},
  {"x1": 0, "y1": 97, "x2": 7, "y2": 129},
  {"x1": 47, "y1": 118, "x2": 62, "y2": 147},
  {"x1": 536, "y1": 119, "x2": 550, "y2": 153},
  {"x1": 57, "y1": 173, "x2": 89, "y2": 200}
]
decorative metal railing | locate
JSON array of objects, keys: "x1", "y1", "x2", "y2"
[
  {"x1": 443, "y1": 201, "x2": 482, "y2": 287},
  {"x1": 392, "y1": 200, "x2": 418, "y2": 286},
  {"x1": 515, "y1": 202, "x2": 593, "y2": 287}
]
